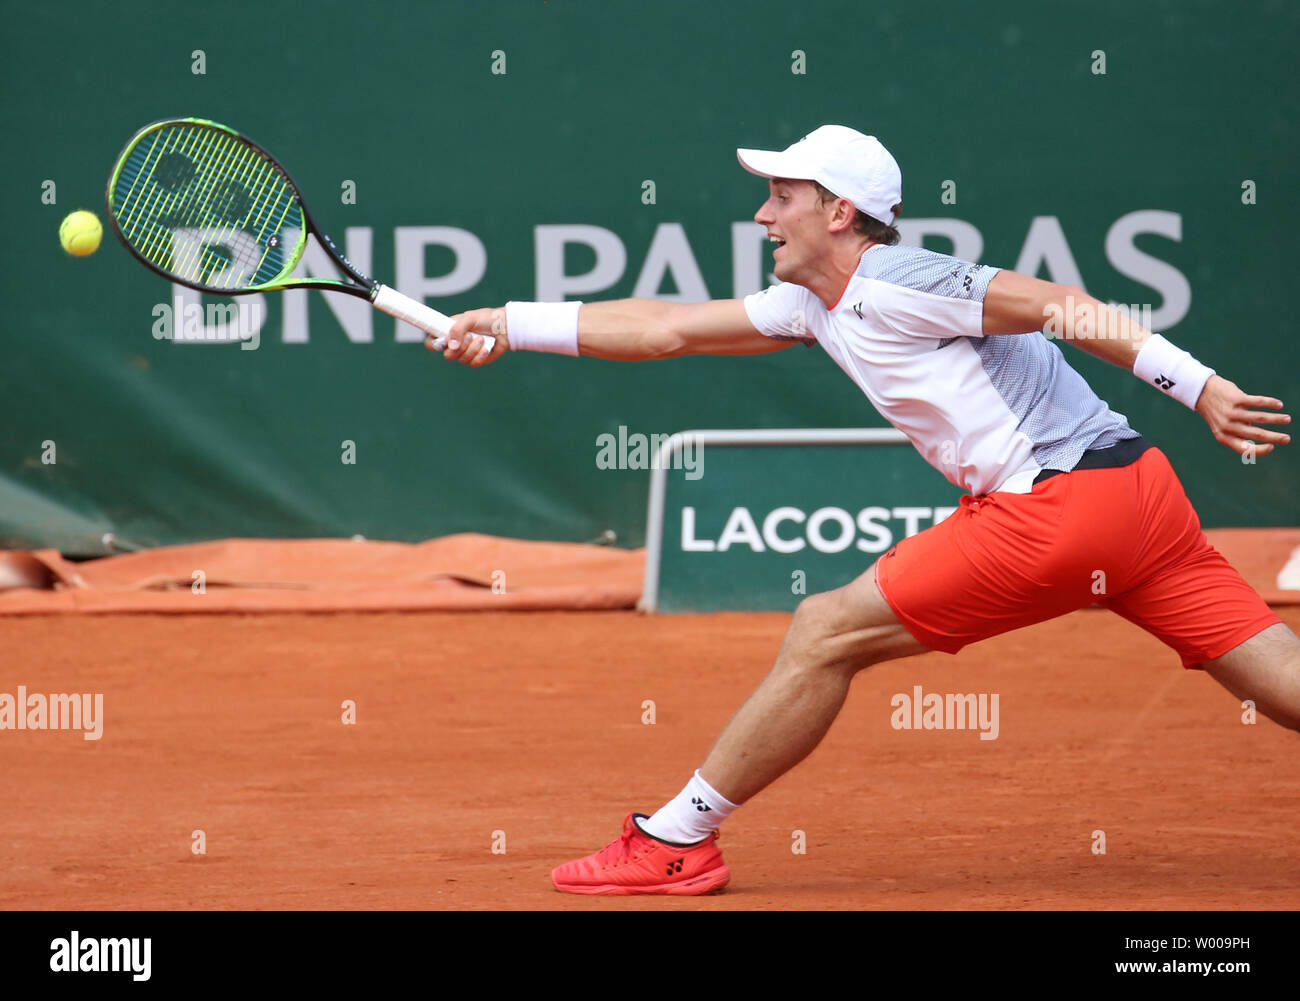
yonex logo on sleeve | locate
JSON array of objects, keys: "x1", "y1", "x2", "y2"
[{"x1": 1155, "y1": 375, "x2": 1175, "y2": 390}]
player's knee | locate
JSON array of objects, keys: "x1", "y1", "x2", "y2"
[
  {"x1": 788, "y1": 590, "x2": 891, "y2": 674},
  {"x1": 787, "y1": 591, "x2": 836, "y2": 643},
  {"x1": 786, "y1": 592, "x2": 845, "y2": 669},
  {"x1": 790, "y1": 589, "x2": 831, "y2": 617}
]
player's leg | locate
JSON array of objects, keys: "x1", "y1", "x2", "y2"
[
  {"x1": 689, "y1": 470, "x2": 1150, "y2": 807},
  {"x1": 1204, "y1": 623, "x2": 1300, "y2": 732},
  {"x1": 1092, "y1": 446, "x2": 1294, "y2": 728},
  {"x1": 551, "y1": 481, "x2": 1100, "y2": 894},
  {"x1": 697, "y1": 572, "x2": 928, "y2": 805},
  {"x1": 549, "y1": 568, "x2": 928, "y2": 895}
]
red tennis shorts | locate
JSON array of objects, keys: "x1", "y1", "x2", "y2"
[{"x1": 874, "y1": 445, "x2": 1281, "y2": 668}]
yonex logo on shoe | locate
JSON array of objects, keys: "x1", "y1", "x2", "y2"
[
  {"x1": 667, "y1": 859, "x2": 684, "y2": 874},
  {"x1": 1155, "y1": 374, "x2": 1175, "y2": 390},
  {"x1": 691, "y1": 796, "x2": 712, "y2": 812}
]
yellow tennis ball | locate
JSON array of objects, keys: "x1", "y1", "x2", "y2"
[{"x1": 60, "y1": 210, "x2": 102, "y2": 257}]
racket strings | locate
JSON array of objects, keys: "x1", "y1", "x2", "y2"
[
  {"x1": 172, "y1": 138, "x2": 270, "y2": 287},
  {"x1": 118, "y1": 127, "x2": 203, "y2": 256},
  {"x1": 163, "y1": 132, "x2": 257, "y2": 282},
  {"x1": 138, "y1": 129, "x2": 245, "y2": 279},
  {"x1": 238, "y1": 150, "x2": 300, "y2": 283},
  {"x1": 116, "y1": 124, "x2": 239, "y2": 278},
  {"x1": 128, "y1": 127, "x2": 229, "y2": 265},
  {"x1": 162, "y1": 129, "x2": 270, "y2": 285},
  {"x1": 109, "y1": 122, "x2": 304, "y2": 291}
]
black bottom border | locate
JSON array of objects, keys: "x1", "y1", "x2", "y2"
[{"x1": 0, "y1": 908, "x2": 1284, "y2": 987}]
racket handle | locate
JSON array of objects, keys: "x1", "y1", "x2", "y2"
[{"x1": 371, "y1": 284, "x2": 497, "y2": 353}]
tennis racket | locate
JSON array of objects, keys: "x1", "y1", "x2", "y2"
[{"x1": 104, "y1": 117, "x2": 492, "y2": 351}]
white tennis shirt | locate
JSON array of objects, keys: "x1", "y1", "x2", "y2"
[{"x1": 743, "y1": 244, "x2": 1140, "y2": 496}]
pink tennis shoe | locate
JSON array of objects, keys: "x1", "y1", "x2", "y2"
[{"x1": 551, "y1": 812, "x2": 731, "y2": 895}]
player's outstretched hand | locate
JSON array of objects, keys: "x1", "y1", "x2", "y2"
[
  {"x1": 428, "y1": 307, "x2": 510, "y2": 366},
  {"x1": 1196, "y1": 375, "x2": 1291, "y2": 457}
]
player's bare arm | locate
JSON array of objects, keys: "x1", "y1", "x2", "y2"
[
  {"x1": 983, "y1": 269, "x2": 1292, "y2": 456},
  {"x1": 433, "y1": 298, "x2": 796, "y2": 364}
]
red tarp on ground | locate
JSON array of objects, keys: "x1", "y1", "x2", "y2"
[
  {"x1": 0, "y1": 529, "x2": 1296, "y2": 614},
  {"x1": 0, "y1": 534, "x2": 642, "y2": 614}
]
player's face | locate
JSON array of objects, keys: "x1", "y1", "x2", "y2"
[{"x1": 754, "y1": 179, "x2": 832, "y2": 284}]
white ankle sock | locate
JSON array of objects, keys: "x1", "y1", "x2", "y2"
[{"x1": 639, "y1": 770, "x2": 739, "y2": 844}]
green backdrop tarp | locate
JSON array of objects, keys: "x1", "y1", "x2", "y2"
[{"x1": 3, "y1": 0, "x2": 1296, "y2": 556}]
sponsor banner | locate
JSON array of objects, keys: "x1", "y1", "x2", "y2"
[
  {"x1": 4, "y1": 1, "x2": 1296, "y2": 554},
  {"x1": 655, "y1": 442, "x2": 961, "y2": 611}
]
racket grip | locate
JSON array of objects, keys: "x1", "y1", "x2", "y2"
[{"x1": 371, "y1": 284, "x2": 497, "y2": 352}]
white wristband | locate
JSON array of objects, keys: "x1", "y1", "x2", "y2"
[
  {"x1": 504, "y1": 301, "x2": 582, "y2": 355},
  {"x1": 1133, "y1": 334, "x2": 1215, "y2": 409}
]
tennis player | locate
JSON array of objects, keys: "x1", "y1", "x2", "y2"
[{"x1": 434, "y1": 125, "x2": 1299, "y2": 895}]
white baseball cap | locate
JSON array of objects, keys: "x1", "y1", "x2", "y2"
[{"x1": 737, "y1": 124, "x2": 903, "y2": 224}]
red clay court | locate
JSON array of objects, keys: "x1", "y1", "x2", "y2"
[{"x1": 3, "y1": 598, "x2": 1298, "y2": 910}]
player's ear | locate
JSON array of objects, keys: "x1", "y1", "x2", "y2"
[{"x1": 829, "y1": 197, "x2": 856, "y2": 233}]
